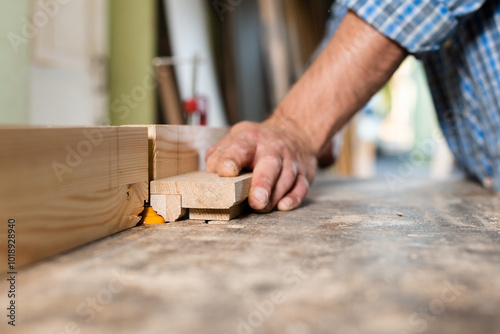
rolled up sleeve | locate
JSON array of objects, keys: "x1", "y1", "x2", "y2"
[{"x1": 337, "y1": 0, "x2": 487, "y2": 53}]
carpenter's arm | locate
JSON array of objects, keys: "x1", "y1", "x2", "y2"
[{"x1": 206, "y1": 11, "x2": 408, "y2": 212}]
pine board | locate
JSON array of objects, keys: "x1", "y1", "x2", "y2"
[
  {"x1": 150, "y1": 171, "x2": 252, "y2": 209},
  {"x1": 150, "y1": 194, "x2": 186, "y2": 222},
  {"x1": 189, "y1": 202, "x2": 247, "y2": 221},
  {"x1": 0, "y1": 127, "x2": 148, "y2": 270},
  {"x1": 147, "y1": 122, "x2": 228, "y2": 182}
]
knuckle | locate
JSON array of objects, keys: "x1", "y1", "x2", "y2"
[
  {"x1": 239, "y1": 122, "x2": 261, "y2": 139},
  {"x1": 272, "y1": 140, "x2": 287, "y2": 152},
  {"x1": 297, "y1": 161, "x2": 311, "y2": 177},
  {"x1": 233, "y1": 121, "x2": 257, "y2": 134},
  {"x1": 261, "y1": 154, "x2": 282, "y2": 170},
  {"x1": 281, "y1": 166, "x2": 297, "y2": 182},
  {"x1": 258, "y1": 176, "x2": 273, "y2": 189},
  {"x1": 232, "y1": 140, "x2": 252, "y2": 155},
  {"x1": 244, "y1": 130, "x2": 259, "y2": 143}
]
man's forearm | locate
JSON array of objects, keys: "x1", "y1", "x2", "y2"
[{"x1": 271, "y1": 10, "x2": 408, "y2": 156}]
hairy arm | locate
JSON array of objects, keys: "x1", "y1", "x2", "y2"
[{"x1": 206, "y1": 11, "x2": 408, "y2": 212}]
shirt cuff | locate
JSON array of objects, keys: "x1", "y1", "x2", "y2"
[{"x1": 337, "y1": 0, "x2": 466, "y2": 54}]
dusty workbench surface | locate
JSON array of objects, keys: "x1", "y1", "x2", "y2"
[{"x1": 2, "y1": 174, "x2": 500, "y2": 334}]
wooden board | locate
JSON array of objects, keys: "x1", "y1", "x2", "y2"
[
  {"x1": 189, "y1": 202, "x2": 246, "y2": 221},
  {"x1": 147, "y1": 125, "x2": 228, "y2": 181},
  {"x1": 163, "y1": 0, "x2": 227, "y2": 126},
  {"x1": 150, "y1": 171, "x2": 252, "y2": 209},
  {"x1": 0, "y1": 127, "x2": 148, "y2": 270},
  {"x1": 150, "y1": 194, "x2": 186, "y2": 222},
  {"x1": 258, "y1": 0, "x2": 290, "y2": 105},
  {"x1": 155, "y1": 64, "x2": 185, "y2": 125}
]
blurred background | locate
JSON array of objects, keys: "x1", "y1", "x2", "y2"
[{"x1": 0, "y1": 0, "x2": 456, "y2": 179}]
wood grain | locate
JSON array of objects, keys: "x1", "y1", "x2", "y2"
[
  {"x1": 147, "y1": 125, "x2": 229, "y2": 181},
  {"x1": 0, "y1": 127, "x2": 148, "y2": 270},
  {"x1": 151, "y1": 194, "x2": 186, "y2": 222},
  {"x1": 189, "y1": 202, "x2": 247, "y2": 221},
  {"x1": 150, "y1": 171, "x2": 252, "y2": 209},
  {"x1": 155, "y1": 64, "x2": 185, "y2": 125}
]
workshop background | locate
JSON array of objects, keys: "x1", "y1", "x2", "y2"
[{"x1": 0, "y1": 0, "x2": 456, "y2": 180}]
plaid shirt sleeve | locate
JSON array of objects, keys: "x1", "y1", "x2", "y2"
[{"x1": 337, "y1": 0, "x2": 487, "y2": 53}]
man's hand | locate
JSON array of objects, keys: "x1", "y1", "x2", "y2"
[
  {"x1": 206, "y1": 115, "x2": 317, "y2": 212},
  {"x1": 206, "y1": 11, "x2": 406, "y2": 212}
]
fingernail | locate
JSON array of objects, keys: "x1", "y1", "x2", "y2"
[
  {"x1": 252, "y1": 187, "x2": 269, "y2": 206},
  {"x1": 223, "y1": 160, "x2": 238, "y2": 174},
  {"x1": 278, "y1": 197, "x2": 293, "y2": 211}
]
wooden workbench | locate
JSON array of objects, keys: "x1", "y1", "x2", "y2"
[{"x1": 2, "y1": 175, "x2": 500, "y2": 334}]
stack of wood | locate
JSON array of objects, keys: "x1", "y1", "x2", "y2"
[
  {"x1": 145, "y1": 125, "x2": 251, "y2": 221},
  {"x1": 0, "y1": 125, "x2": 251, "y2": 270}
]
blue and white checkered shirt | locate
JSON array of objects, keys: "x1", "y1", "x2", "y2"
[{"x1": 330, "y1": 0, "x2": 500, "y2": 190}]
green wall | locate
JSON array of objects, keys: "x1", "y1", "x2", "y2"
[
  {"x1": 109, "y1": 0, "x2": 157, "y2": 125},
  {"x1": 0, "y1": 0, "x2": 30, "y2": 125}
]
